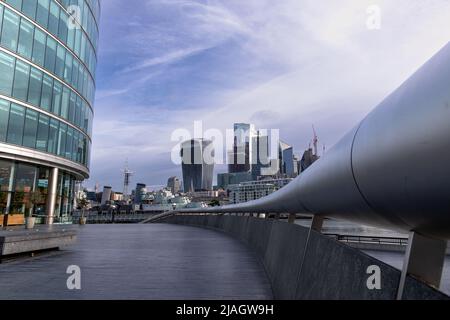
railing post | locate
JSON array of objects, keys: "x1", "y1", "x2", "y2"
[
  {"x1": 288, "y1": 213, "x2": 296, "y2": 224},
  {"x1": 311, "y1": 215, "x2": 324, "y2": 232},
  {"x1": 397, "y1": 232, "x2": 447, "y2": 300}
]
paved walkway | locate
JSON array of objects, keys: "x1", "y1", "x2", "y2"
[{"x1": 0, "y1": 224, "x2": 272, "y2": 300}]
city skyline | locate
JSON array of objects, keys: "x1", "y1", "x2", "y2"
[{"x1": 88, "y1": 0, "x2": 450, "y2": 190}]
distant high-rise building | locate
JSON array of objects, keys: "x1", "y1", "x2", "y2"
[
  {"x1": 228, "y1": 123, "x2": 256, "y2": 173},
  {"x1": 229, "y1": 178, "x2": 293, "y2": 204},
  {"x1": 101, "y1": 187, "x2": 112, "y2": 205},
  {"x1": 279, "y1": 141, "x2": 295, "y2": 177},
  {"x1": 300, "y1": 148, "x2": 319, "y2": 172},
  {"x1": 181, "y1": 139, "x2": 214, "y2": 192},
  {"x1": 293, "y1": 155, "x2": 300, "y2": 176},
  {"x1": 134, "y1": 183, "x2": 147, "y2": 204},
  {"x1": 251, "y1": 132, "x2": 271, "y2": 179},
  {"x1": 217, "y1": 172, "x2": 253, "y2": 190},
  {"x1": 167, "y1": 176, "x2": 181, "y2": 194}
]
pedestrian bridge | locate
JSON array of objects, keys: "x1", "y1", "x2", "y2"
[{"x1": 148, "y1": 213, "x2": 449, "y2": 300}]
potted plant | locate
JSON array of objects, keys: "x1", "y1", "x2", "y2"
[
  {"x1": 77, "y1": 196, "x2": 90, "y2": 225},
  {"x1": 27, "y1": 191, "x2": 43, "y2": 229}
]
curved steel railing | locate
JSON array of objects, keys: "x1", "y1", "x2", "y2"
[{"x1": 176, "y1": 41, "x2": 450, "y2": 240}]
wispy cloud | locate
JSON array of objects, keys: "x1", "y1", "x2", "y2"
[{"x1": 121, "y1": 46, "x2": 208, "y2": 73}]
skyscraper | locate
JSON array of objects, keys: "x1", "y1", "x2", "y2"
[
  {"x1": 228, "y1": 123, "x2": 256, "y2": 173},
  {"x1": 167, "y1": 176, "x2": 180, "y2": 194},
  {"x1": 279, "y1": 141, "x2": 295, "y2": 177},
  {"x1": 251, "y1": 131, "x2": 271, "y2": 179},
  {"x1": 0, "y1": 1, "x2": 100, "y2": 224},
  {"x1": 181, "y1": 139, "x2": 214, "y2": 192},
  {"x1": 134, "y1": 183, "x2": 146, "y2": 205}
]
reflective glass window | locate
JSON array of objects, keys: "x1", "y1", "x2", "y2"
[
  {"x1": 44, "y1": 37, "x2": 56, "y2": 73},
  {"x1": 0, "y1": 158, "x2": 13, "y2": 194},
  {"x1": 22, "y1": 0, "x2": 38, "y2": 20},
  {"x1": 7, "y1": 103, "x2": 25, "y2": 145},
  {"x1": 5, "y1": 0, "x2": 22, "y2": 11},
  {"x1": 51, "y1": 81, "x2": 62, "y2": 115},
  {"x1": 64, "y1": 52, "x2": 72, "y2": 83},
  {"x1": 1, "y1": 9, "x2": 20, "y2": 51},
  {"x1": 60, "y1": 85, "x2": 69, "y2": 119},
  {"x1": 47, "y1": 118, "x2": 59, "y2": 154},
  {"x1": 13, "y1": 60, "x2": 30, "y2": 101},
  {"x1": 23, "y1": 108, "x2": 38, "y2": 148},
  {"x1": 0, "y1": 6, "x2": 3, "y2": 36},
  {"x1": 55, "y1": 44, "x2": 65, "y2": 78},
  {"x1": 0, "y1": 100, "x2": 10, "y2": 142},
  {"x1": 31, "y1": 28, "x2": 46, "y2": 66},
  {"x1": 69, "y1": 91, "x2": 76, "y2": 123},
  {"x1": 40, "y1": 74, "x2": 53, "y2": 111},
  {"x1": 36, "y1": 0, "x2": 50, "y2": 28},
  {"x1": 0, "y1": 52, "x2": 15, "y2": 96},
  {"x1": 18, "y1": 18, "x2": 34, "y2": 60},
  {"x1": 48, "y1": 1, "x2": 59, "y2": 35},
  {"x1": 58, "y1": 9, "x2": 68, "y2": 43},
  {"x1": 57, "y1": 122, "x2": 67, "y2": 157},
  {"x1": 66, "y1": 126, "x2": 73, "y2": 160},
  {"x1": 28, "y1": 67, "x2": 43, "y2": 106},
  {"x1": 36, "y1": 114, "x2": 49, "y2": 151}
]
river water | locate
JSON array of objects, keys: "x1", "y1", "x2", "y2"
[{"x1": 296, "y1": 218, "x2": 450, "y2": 295}]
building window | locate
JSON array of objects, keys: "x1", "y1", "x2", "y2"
[
  {"x1": 27, "y1": 67, "x2": 43, "y2": 106},
  {"x1": 7, "y1": 103, "x2": 25, "y2": 145},
  {"x1": 22, "y1": 108, "x2": 38, "y2": 148},
  {"x1": 1, "y1": 8, "x2": 20, "y2": 52},
  {"x1": 13, "y1": 60, "x2": 30, "y2": 101},
  {"x1": 18, "y1": 18, "x2": 34, "y2": 60},
  {"x1": 0, "y1": 51, "x2": 15, "y2": 95},
  {"x1": 36, "y1": 113, "x2": 49, "y2": 151},
  {"x1": 0, "y1": 100, "x2": 10, "y2": 142}
]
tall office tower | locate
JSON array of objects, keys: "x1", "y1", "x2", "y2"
[
  {"x1": 251, "y1": 131, "x2": 271, "y2": 179},
  {"x1": 279, "y1": 141, "x2": 295, "y2": 177},
  {"x1": 134, "y1": 183, "x2": 146, "y2": 205},
  {"x1": 181, "y1": 139, "x2": 214, "y2": 192},
  {"x1": 100, "y1": 186, "x2": 112, "y2": 205},
  {"x1": 293, "y1": 155, "x2": 300, "y2": 176},
  {"x1": 228, "y1": 123, "x2": 256, "y2": 173},
  {"x1": 300, "y1": 148, "x2": 319, "y2": 172},
  {"x1": 167, "y1": 176, "x2": 180, "y2": 194},
  {"x1": 0, "y1": 1, "x2": 100, "y2": 224}
]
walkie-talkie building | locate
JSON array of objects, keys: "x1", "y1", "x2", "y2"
[
  {"x1": 0, "y1": 0, "x2": 100, "y2": 225},
  {"x1": 181, "y1": 139, "x2": 214, "y2": 192}
]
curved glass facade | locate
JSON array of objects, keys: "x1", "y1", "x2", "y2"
[{"x1": 0, "y1": 0, "x2": 99, "y2": 224}]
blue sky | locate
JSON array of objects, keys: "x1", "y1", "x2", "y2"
[{"x1": 87, "y1": 0, "x2": 450, "y2": 191}]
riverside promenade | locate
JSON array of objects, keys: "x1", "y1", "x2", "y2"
[{"x1": 0, "y1": 224, "x2": 272, "y2": 300}]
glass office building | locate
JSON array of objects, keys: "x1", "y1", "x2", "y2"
[
  {"x1": 181, "y1": 139, "x2": 215, "y2": 192},
  {"x1": 0, "y1": 0, "x2": 100, "y2": 224}
]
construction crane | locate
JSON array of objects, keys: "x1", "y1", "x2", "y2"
[{"x1": 312, "y1": 125, "x2": 319, "y2": 157}]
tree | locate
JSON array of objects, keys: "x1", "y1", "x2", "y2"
[
  {"x1": 29, "y1": 190, "x2": 44, "y2": 217},
  {"x1": 77, "y1": 196, "x2": 90, "y2": 218},
  {"x1": 209, "y1": 199, "x2": 220, "y2": 207}
]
